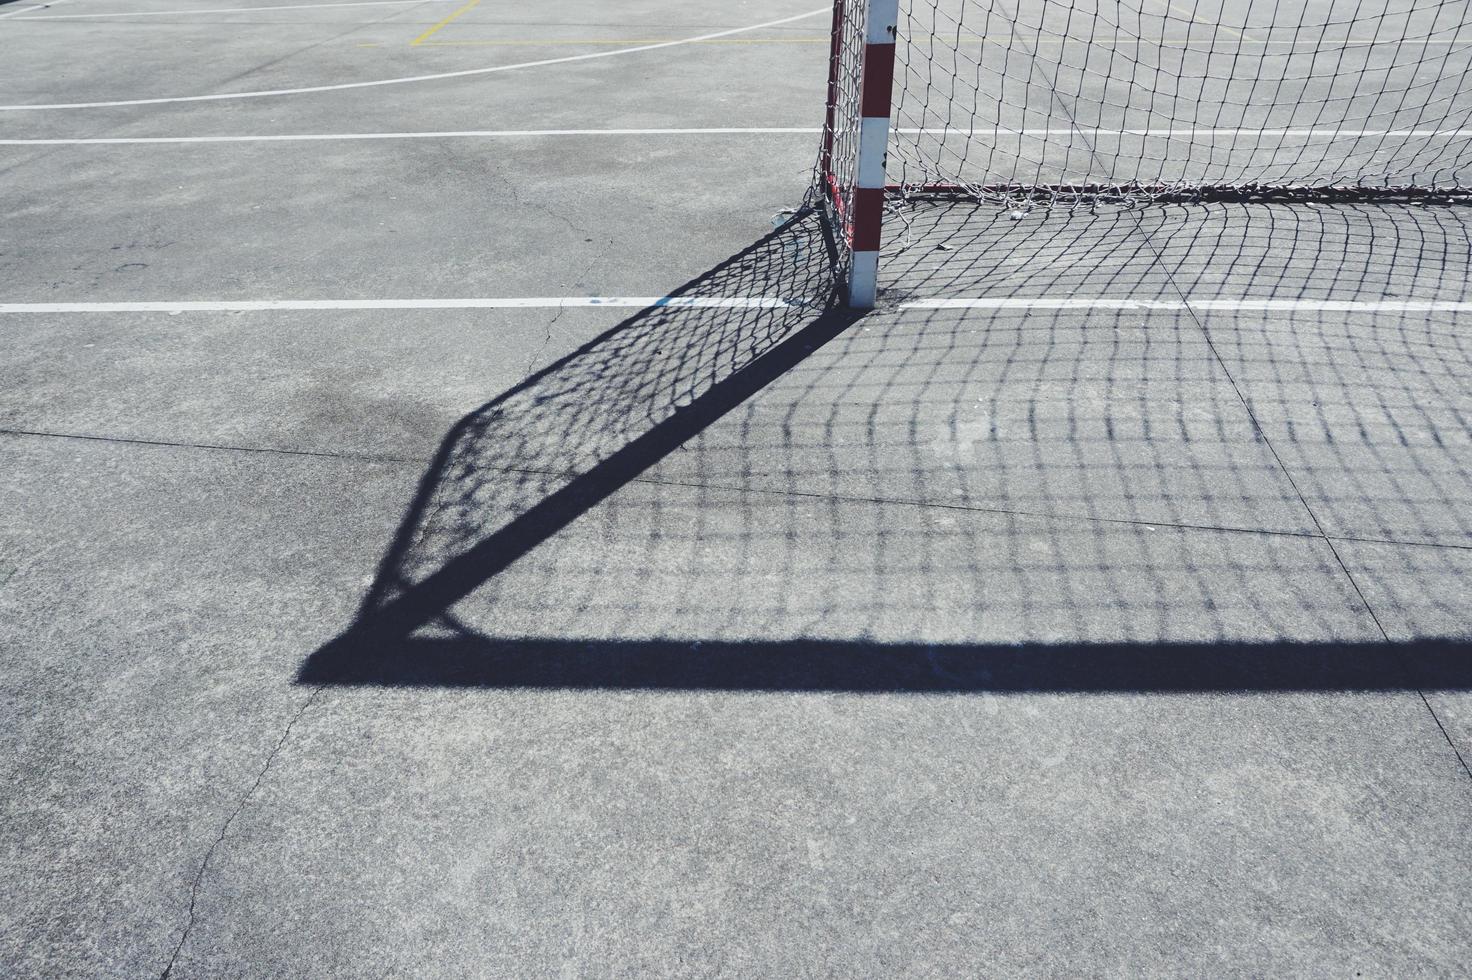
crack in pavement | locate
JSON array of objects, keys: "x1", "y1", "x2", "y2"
[
  {"x1": 484, "y1": 171, "x2": 613, "y2": 378},
  {"x1": 525, "y1": 233, "x2": 617, "y2": 376},
  {"x1": 158, "y1": 684, "x2": 328, "y2": 979}
]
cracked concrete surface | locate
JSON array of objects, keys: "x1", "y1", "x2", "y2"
[
  {"x1": 158, "y1": 686, "x2": 328, "y2": 979},
  {"x1": 526, "y1": 234, "x2": 618, "y2": 377},
  {"x1": 4, "y1": 0, "x2": 1472, "y2": 977}
]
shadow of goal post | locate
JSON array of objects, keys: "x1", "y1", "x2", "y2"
[{"x1": 817, "y1": 0, "x2": 898, "y2": 309}]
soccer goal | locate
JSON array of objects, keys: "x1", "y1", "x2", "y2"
[{"x1": 816, "y1": 0, "x2": 1472, "y2": 307}]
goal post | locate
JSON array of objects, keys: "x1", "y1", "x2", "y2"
[
  {"x1": 817, "y1": 0, "x2": 898, "y2": 309},
  {"x1": 815, "y1": 0, "x2": 1472, "y2": 309}
]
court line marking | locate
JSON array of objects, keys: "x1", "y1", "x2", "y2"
[
  {"x1": 1015, "y1": 128, "x2": 1472, "y2": 137},
  {"x1": 0, "y1": 6, "x2": 830, "y2": 111},
  {"x1": 419, "y1": 36, "x2": 828, "y2": 46},
  {"x1": 9, "y1": 0, "x2": 457, "y2": 19},
  {"x1": 0, "y1": 128, "x2": 818, "y2": 144},
  {"x1": 0, "y1": 0, "x2": 76, "y2": 19},
  {"x1": 901, "y1": 298, "x2": 1472, "y2": 312},
  {"x1": 3, "y1": 297, "x2": 1469, "y2": 315},
  {"x1": 0, "y1": 298, "x2": 803, "y2": 313},
  {"x1": 409, "y1": 0, "x2": 476, "y2": 46},
  {"x1": 11, "y1": 6, "x2": 1462, "y2": 46},
  {"x1": 6, "y1": 127, "x2": 1472, "y2": 146},
  {"x1": 1156, "y1": 0, "x2": 1254, "y2": 43},
  {"x1": 419, "y1": 36, "x2": 1472, "y2": 46}
]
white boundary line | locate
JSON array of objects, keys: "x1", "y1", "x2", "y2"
[
  {"x1": 4, "y1": 127, "x2": 1470, "y2": 146},
  {"x1": 0, "y1": 6, "x2": 830, "y2": 111},
  {"x1": 1, "y1": 297, "x2": 1467, "y2": 315},
  {"x1": 0, "y1": 297, "x2": 800, "y2": 313},
  {"x1": 9, "y1": 0, "x2": 457, "y2": 19},
  {"x1": 0, "y1": 127, "x2": 819, "y2": 145},
  {"x1": 981, "y1": 128, "x2": 1472, "y2": 138},
  {"x1": 901, "y1": 298, "x2": 1472, "y2": 312},
  {"x1": 0, "y1": 0, "x2": 76, "y2": 19}
]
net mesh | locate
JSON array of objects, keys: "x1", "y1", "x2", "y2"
[
  {"x1": 819, "y1": 0, "x2": 870, "y2": 277},
  {"x1": 818, "y1": 0, "x2": 1472, "y2": 211}
]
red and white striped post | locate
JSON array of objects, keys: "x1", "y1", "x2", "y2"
[{"x1": 848, "y1": 0, "x2": 898, "y2": 308}]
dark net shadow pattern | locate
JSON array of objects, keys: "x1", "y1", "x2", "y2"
[
  {"x1": 302, "y1": 204, "x2": 1471, "y2": 691},
  {"x1": 323, "y1": 209, "x2": 847, "y2": 641},
  {"x1": 1137, "y1": 202, "x2": 1472, "y2": 547},
  {"x1": 881, "y1": 200, "x2": 1472, "y2": 538}
]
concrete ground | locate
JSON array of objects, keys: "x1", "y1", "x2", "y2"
[{"x1": 2, "y1": 1, "x2": 1470, "y2": 977}]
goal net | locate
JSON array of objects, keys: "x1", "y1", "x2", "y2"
[{"x1": 816, "y1": 0, "x2": 1472, "y2": 305}]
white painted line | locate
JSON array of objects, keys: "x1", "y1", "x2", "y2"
[
  {"x1": 0, "y1": 127, "x2": 819, "y2": 145},
  {"x1": 5, "y1": 296, "x2": 1463, "y2": 316},
  {"x1": 5, "y1": 127, "x2": 1469, "y2": 146},
  {"x1": 0, "y1": 0, "x2": 76, "y2": 19},
  {"x1": 0, "y1": 6, "x2": 830, "y2": 111},
  {"x1": 11, "y1": 0, "x2": 457, "y2": 19},
  {"x1": 1191, "y1": 299, "x2": 1472, "y2": 312},
  {"x1": 901, "y1": 298, "x2": 1472, "y2": 312},
  {"x1": 0, "y1": 297, "x2": 801, "y2": 314},
  {"x1": 982, "y1": 128, "x2": 1472, "y2": 138}
]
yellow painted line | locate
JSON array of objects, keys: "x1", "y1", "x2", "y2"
[
  {"x1": 1147, "y1": 0, "x2": 1256, "y2": 42},
  {"x1": 409, "y1": 0, "x2": 479, "y2": 46},
  {"x1": 0, "y1": 5, "x2": 833, "y2": 110}
]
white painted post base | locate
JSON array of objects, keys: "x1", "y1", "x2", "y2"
[{"x1": 848, "y1": 249, "x2": 880, "y2": 308}]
